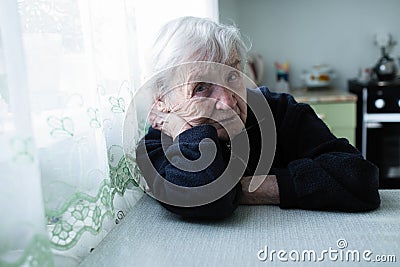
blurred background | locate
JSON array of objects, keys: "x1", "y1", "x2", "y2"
[{"x1": 219, "y1": 0, "x2": 400, "y2": 90}]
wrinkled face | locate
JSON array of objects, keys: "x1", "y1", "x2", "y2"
[{"x1": 162, "y1": 59, "x2": 247, "y2": 140}]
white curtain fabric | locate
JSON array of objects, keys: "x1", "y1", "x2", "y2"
[
  {"x1": 1, "y1": 0, "x2": 144, "y2": 265},
  {"x1": 0, "y1": 0, "x2": 218, "y2": 266},
  {"x1": 0, "y1": 1, "x2": 53, "y2": 266}
]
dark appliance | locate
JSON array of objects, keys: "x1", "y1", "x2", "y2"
[
  {"x1": 373, "y1": 47, "x2": 397, "y2": 81},
  {"x1": 349, "y1": 78, "x2": 400, "y2": 188}
]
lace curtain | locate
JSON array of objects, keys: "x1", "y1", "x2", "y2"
[{"x1": 0, "y1": 0, "x2": 218, "y2": 266}]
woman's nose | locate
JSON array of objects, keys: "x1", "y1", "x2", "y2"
[{"x1": 213, "y1": 86, "x2": 237, "y2": 110}]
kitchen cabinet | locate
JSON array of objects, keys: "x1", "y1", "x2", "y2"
[
  {"x1": 310, "y1": 102, "x2": 356, "y2": 145},
  {"x1": 291, "y1": 89, "x2": 357, "y2": 146}
]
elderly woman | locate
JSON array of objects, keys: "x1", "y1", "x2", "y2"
[{"x1": 136, "y1": 16, "x2": 380, "y2": 219}]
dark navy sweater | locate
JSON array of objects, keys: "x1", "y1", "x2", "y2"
[{"x1": 136, "y1": 87, "x2": 380, "y2": 219}]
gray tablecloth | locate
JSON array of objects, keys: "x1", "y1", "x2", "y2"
[{"x1": 80, "y1": 190, "x2": 399, "y2": 267}]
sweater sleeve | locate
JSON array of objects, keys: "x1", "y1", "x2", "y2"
[
  {"x1": 136, "y1": 125, "x2": 242, "y2": 219},
  {"x1": 271, "y1": 98, "x2": 380, "y2": 212}
]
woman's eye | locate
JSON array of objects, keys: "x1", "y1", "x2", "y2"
[
  {"x1": 194, "y1": 83, "x2": 208, "y2": 94},
  {"x1": 227, "y1": 72, "x2": 239, "y2": 82}
]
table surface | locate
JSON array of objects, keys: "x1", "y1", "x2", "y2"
[
  {"x1": 291, "y1": 89, "x2": 357, "y2": 104},
  {"x1": 80, "y1": 190, "x2": 399, "y2": 267}
]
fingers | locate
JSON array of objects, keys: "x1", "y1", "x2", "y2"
[
  {"x1": 149, "y1": 104, "x2": 166, "y2": 130},
  {"x1": 149, "y1": 100, "x2": 169, "y2": 124},
  {"x1": 149, "y1": 104, "x2": 191, "y2": 137},
  {"x1": 174, "y1": 97, "x2": 217, "y2": 120},
  {"x1": 149, "y1": 113, "x2": 165, "y2": 130},
  {"x1": 155, "y1": 99, "x2": 170, "y2": 112}
]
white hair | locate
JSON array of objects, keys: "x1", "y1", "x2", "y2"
[{"x1": 148, "y1": 16, "x2": 250, "y2": 80}]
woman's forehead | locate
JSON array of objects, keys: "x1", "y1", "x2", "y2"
[{"x1": 186, "y1": 59, "x2": 241, "y2": 79}]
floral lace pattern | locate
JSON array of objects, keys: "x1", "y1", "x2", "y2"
[
  {"x1": 109, "y1": 147, "x2": 139, "y2": 196},
  {"x1": 47, "y1": 180, "x2": 113, "y2": 250}
]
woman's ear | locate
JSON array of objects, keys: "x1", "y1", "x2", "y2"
[{"x1": 155, "y1": 98, "x2": 170, "y2": 112}]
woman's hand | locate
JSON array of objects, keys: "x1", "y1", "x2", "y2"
[
  {"x1": 239, "y1": 175, "x2": 280, "y2": 205},
  {"x1": 149, "y1": 97, "x2": 217, "y2": 139},
  {"x1": 149, "y1": 100, "x2": 192, "y2": 140},
  {"x1": 150, "y1": 93, "x2": 245, "y2": 140}
]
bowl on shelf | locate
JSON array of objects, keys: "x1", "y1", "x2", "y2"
[{"x1": 301, "y1": 64, "x2": 336, "y2": 89}]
